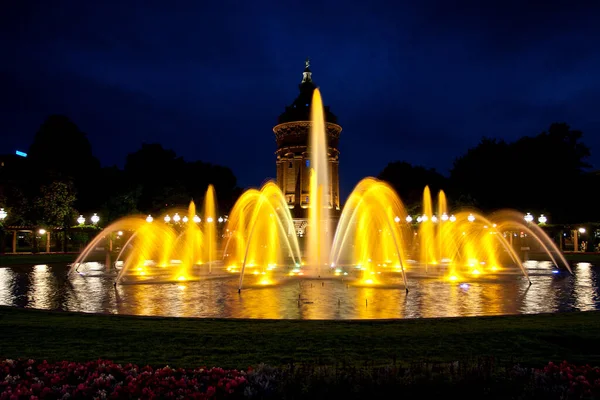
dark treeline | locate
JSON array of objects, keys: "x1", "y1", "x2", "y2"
[
  {"x1": 0, "y1": 117, "x2": 597, "y2": 228},
  {"x1": 0, "y1": 115, "x2": 241, "y2": 229},
  {"x1": 379, "y1": 122, "x2": 599, "y2": 224}
]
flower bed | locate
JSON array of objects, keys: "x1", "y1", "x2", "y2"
[
  {"x1": 535, "y1": 361, "x2": 600, "y2": 399},
  {"x1": 0, "y1": 359, "x2": 246, "y2": 399},
  {"x1": 3, "y1": 358, "x2": 600, "y2": 399}
]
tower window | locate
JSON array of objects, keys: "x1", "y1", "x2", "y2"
[
  {"x1": 305, "y1": 160, "x2": 310, "y2": 167},
  {"x1": 289, "y1": 161, "x2": 293, "y2": 168}
]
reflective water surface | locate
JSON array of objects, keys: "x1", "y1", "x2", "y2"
[{"x1": 0, "y1": 261, "x2": 597, "y2": 319}]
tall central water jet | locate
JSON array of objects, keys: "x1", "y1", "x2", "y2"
[
  {"x1": 307, "y1": 88, "x2": 331, "y2": 276},
  {"x1": 204, "y1": 185, "x2": 217, "y2": 273}
]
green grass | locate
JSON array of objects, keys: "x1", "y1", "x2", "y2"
[{"x1": 1, "y1": 306, "x2": 600, "y2": 369}]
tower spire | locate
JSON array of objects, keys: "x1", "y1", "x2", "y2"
[{"x1": 302, "y1": 57, "x2": 312, "y2": 83}]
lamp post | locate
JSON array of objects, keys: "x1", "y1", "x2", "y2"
[
  {"x1": 0, "y1": 208, "x2": 6, "y2": 254},
  {"x1": 538, "y1": 214, "x2": 547, "y2": 224},
  {"x1": 146, "y1": 215, "x2": 153, "y2": 223},
  {"x1": 91, "y1": 213, "x2": 100, "y2": 225},
  {"x1": 524, "y1": 213, "x2": 534, "y2": 223},
  {"x1": 77, "y1": 215, "x2": 85, "y2": 225}
]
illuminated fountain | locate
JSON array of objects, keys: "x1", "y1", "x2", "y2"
[
  {"x1": 70, "y1": 88, "x2": 573, "y2": 293},
  {"x1": 221, "y1": 181, "x2": 302, "y2": 290},
  {"x1": 330, "y1": 177, "x2": 411, "y2": 289},
  {"x1": 410, "y1": 187, "x2": 572, "y2": 283},
  {"x1": 69, "y1": 186, "x2": 220, "y2": 284}
]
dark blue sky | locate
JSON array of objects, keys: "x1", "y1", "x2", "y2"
[{"x1": 2, "y1": 1, "x2": 600, "y2": 199}]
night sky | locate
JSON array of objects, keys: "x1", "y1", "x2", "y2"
[{"x1": 2, "y1": 1, "x2": 600, "y2": 199}]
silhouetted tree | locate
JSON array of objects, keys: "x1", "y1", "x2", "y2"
[
  {"x1": 378, "y1": 161, "x2": 448, "y2": 211},
  {"x1": 123, "y1": 143, "x2": 240, "y2": 216},
  {"x1": 450, "y1": 123, "x2": 593, "y2": 222},
  {"x1": 27, "y1": 115, "x2": 101, "y2": 213}
]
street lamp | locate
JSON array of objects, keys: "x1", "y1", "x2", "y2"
[
  {"x1": 449, "y1": 215, "x2": 456, "y2": 222},
  {"x1": 0, "y1": 208, "x2": 7, "y2": 221},
  {"x1": 441, "y1": 213, "x2": 449, "y2": 221},
  {"x1": 405, "y1": 216, "x2": 412, "y2": 223},
  {"x1": 173, "y1": 213, "x2": 181, "y2": 222},
  {"x1": 538, "y1": 214, "x2": 547, "y2": 224},
  {"x1": 164, "y1": 214, "x2": 171, "y2": 223},
  {"x1": 91, "y1": 213, "x2": 100, "y2": 224},
  {"x1": 182, "y1": 216, "x2": 189, "y2": 223},
  {"x1": 524, "y1": 213, "x2": 534, "y2": 223},
  {"x1": 193, "y1": 215, "x2": 201, "y2": 223},
  {"x1": 467, "y1": 214, "x2": 475, "y2": 222},
  {"x1": 77, "y1": 215, "x2": 85, "y2": 225},
  {"x1": 578, "y1": 227, "x2": 586, "y2": 234},
  {"x1": 431, "y1": 215, "x2": 438, "y2": 223},
  {"x1": 38, "y1": 228, "x2": 46, "y2": 235},
  {"x1": 394, "y1": 216, "x2": 400, "y2": 223},
  {"x1": 207, "y1": 217, "x2": 214, "y2": 223},
  {"x1": 146, "y1": 215, "x2": 153, "y2": 223},
  {"x1": 218, "y1": 217, "x2": 224, "y2": 223}
]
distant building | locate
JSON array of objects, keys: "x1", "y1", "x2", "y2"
[{"x1": 273, "y1": 59, "x2": 342, "y2": 236}]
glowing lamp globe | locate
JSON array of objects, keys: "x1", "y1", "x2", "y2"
[
  {"x1": 405, "y1": 215, "x2": 413, "y2": 223},
  {"x1": 578, "y1": 227, "x2": 586, "y2": 234},
  {"x1": 467, "y1": 214, "x2": 475, "y2": 222},
  {"x1": 207, "y1": 217, "x2": 214, "y2": 223},
  {"x1": 146, "y1": 215, "x2": 153, "y2": 223},
  {"x1": 173, "y1": 213, "x2": 181, "y2": 222},
  {"x1": 77, "y1": 215, "x2": 85, "y2": 225},
  {"x1": 182, "y1": 216, "x2": 189, "y2": 223},
  {"x1": 193, "y1": 215, "x2": 201, "y2": 223},
  {"x1": 394, "y1": 216, "x2": 400, "y2": 223},
  {"x1": 91, "y1": 213, "x2": 100, "y2": 224},
  {"x1": 449, "y1": 215, "x2": 457, "y2": 222},
  {"x1": 538, "y1": 214, "x2": 547, "y2": 224},
  {"x1": 218, "y1": 217, "x2": 224, "y2": 223},
  {"x1": 524, "y1": 213, "x2": 534, "y2": 223},
  {"x1": 421, "y1": 214, "x2": 428, "y2": 222},
  {"x1": 164, "y1": 215, "x2": 171, "y2": 223},
  {"x1": 38, "y1": 228, "x2": 46, "y2": 235},
  {"x1": 431, "y1": 215, "x2": 438, "y2": 223},
  {"x1": 0, "y1": 208, "x2": 6, "y2": 221},
  {"x1": 441, "y1": 213, "x2": 449, "y2": 221}
]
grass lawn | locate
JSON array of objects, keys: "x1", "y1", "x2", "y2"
[{"x1": 1, "y1": 306, "x2": 600, "y2": 369}]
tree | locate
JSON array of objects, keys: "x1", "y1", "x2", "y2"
[
  {"x1": 124, "y1": 143, "x2": 240, "y2": 215},
  {"x1": 36, "y1": 181, "x2": 77, "y2": 226},
  {"x1": 27, "y1": 115, "x2": 101, "y2": 213},
  {"x1": 450, "y1": 123, "x2": 593, "y2": 222},
  {"x1": 35, "y1": 181, "x2": 77, "y2": 252},
  {"x1": 378, "y1": 161, "x2": 448, "y2": 210}
]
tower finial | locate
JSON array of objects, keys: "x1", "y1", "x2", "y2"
[{"x1": 301, "y1": 57, "x2": 312, "y2": 83}]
